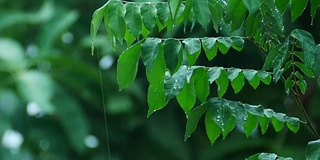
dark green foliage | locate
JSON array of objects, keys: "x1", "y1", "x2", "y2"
[{"x1": 91, "y1": 0, "x2": 320, "y2": 159}]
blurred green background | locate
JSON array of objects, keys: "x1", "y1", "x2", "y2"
[{"x1": 0, "y1": 0, "x2": 319, "y2": 159}]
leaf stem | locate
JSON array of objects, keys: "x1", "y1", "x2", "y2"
[{"x1": 291, "y1": 92, "x2": 320, "y2": 139}]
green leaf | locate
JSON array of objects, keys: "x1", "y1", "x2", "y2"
[
  {"x1": 217, "y1": 37, "x2": 232, "y2": 54},
  {"x1": 183, "y1": 38, "x2": 201, "y2": 66},
  {"x1": 243, "y1": 69, "x2": 260, "y2": 89},
  {"x1": 208, "y1": 67, "x2": 222, "y2": 83},
  {"x1": 295, "y1": 61, "x2": 315, "y2": 78},
  {"x1": 183, "y1": 0, "x2": 193, "y2": 29},
  {"x1": 169, "y1": 0, "x2": 182, "y2": 24},
  {"x1": 0, "y1": 38, "x2": 25, "y2": 70},
  {"x1": 290, "y1": 29, "x2": 316, "y2": 68},
  {"x1": 216, "y1": 69, "x2": 229, "y2": 98},
  {"x1": 291, "y1": 0, "x2": 308, "y2": 22},
  {"x1": 16, "y1": 71, "x2": 54, "y2": 114},
  {"x1": 164, "y1": 66, "x2": 194, "y2": 100},
  {"x1": 107, "y1": 1, "x2": 126, "y2": 43},
  {"x1": 258, "y1": 71, "x2": 272, "y2": 85},
  {"x1": 140, "y1": 3, "x2": 157, "y2": 33},
  {"x1": 306, "y1": 139, "x2": 320, "y2": 160},
  {"x1": 125, "y1": 3, "x2": 142, "y2": 39},
  {"x1": 177, "y1": 81, "x2": 196, "y2": 114},
  {"x1": 192, "y1": 68, "x2": 210, "y2": 102},
  {"x1": 193, "y1": 0, "x2": 211, "y2": 30},
  {"x1": 244, "y1": 104, "x2": 264, "y2": 117},
  {"x1": 244, "y1": 113, "x2": 258, "y2": 137},
  {"x1": 231, "y1": 36, "x2": 245, "y2": 52},
  {"x1": 275, "y1": 0, "x2": 289, "y2": 13},
  {"x1": 117, "y1": 41, "x2": 142, "y2": 90},
  {"x1": 286, "y1": 117, "x2": 300, "y2": 133},
  {"x1": 163, "y1": 38, "x2": 182, "y2": 73},
  {"x1": 146, "y1": 43, "x2": 166, "y2": 86},
  {"x1": 226, "y1": 0, "x2": 242, "y2": 22},
  {"x1": 90, "y1": 2, "x2": 108, "y2": 53},
  {"x1": 202, "y1": 37, "x2": 218, "y2": 60},
  {"x1": 124, "y1": 28, "x2": 136, "y2": 47},
  {"x1": 297, "y1": 80, "x2": 307, "y2": 94},
  {"x1": 242, "y1": 0, "x2": 262, "y2": 14},
  {"x1": 258, "y1": 153, "x2": 277, "y2": 160},
  {"x1": 205, "y1": 111, "x2": 221, "y2": 145},
  {"x1": 285, "y1": 73, "x2": 294, "y2": 94},
  {"x1": 222, "y1": 116, "x2": 236, "y2": 139},
  {"x1": 156, "y1": 3, "x2": 170, "y2": 26},
  {"x1": 147, "y1": 84, "x2": 167, "y2": 117},
  {"x1": 185, "y1": 102, "x2": 208, "y2": 141},
  {"x1": 231, "y1": 1, "x2": 247, "y2": 31},
  {"x1": 208, "y1": 1, "x2": 224, "y2": 32},
  {"x1": 272, "y1": 113, "x2": 286, "y2": 132},
  {"x1": 229, "y1": 101, "x2": 248, "y2": 126},
  {"x1": 228, "y1": 68, "x2": 245, "y2": 94},
  {"x1": 209, "y1": 98, "x2": 231, "y2": 131},
  {"x1": 141, "y1": 38, "x2": 161, "y2": 70},
  {"x1": 311, "y1": 0, "x2": 320, "y2": 20},
  {"x1": 259, "y1": 116, "x2": 270, "y2": 135}
]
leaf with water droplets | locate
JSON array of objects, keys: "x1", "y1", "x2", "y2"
[
  {"x1": 222, "y1": 116, "x2": 236, "y2": 139},
  {"x1": 205, "y1": 110, "x2": 221, "y2": 145},
  {"x1": 209, "y1": 98, "x2": 231, "y2": 131},
  {"x1": 228, "y1": 101, "x2": 247, "y2": 126},
  {"x1": 243, "y1": 0, "x2": 262, "y2": 14},
  {"x1": 147, "y1": 84, "x2": 167, "y2": 117}
]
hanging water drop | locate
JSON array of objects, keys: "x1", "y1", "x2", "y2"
[{"x1": 175, "y1": 79, "x2": 178, "y2": 83}]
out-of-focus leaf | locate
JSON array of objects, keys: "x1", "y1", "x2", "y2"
[
  {"x1": 39, "y1": 11, "x2": 79, "y2": 49},
  {"x1": 311, "y1": 0, "x2": 320, "y2": 20},
  {"x1": 243, "y1": 0, "x2": 262, "y2": 14},
  {"x1": 290, "y1": 0, "x2": 308, "y2": 22},
  {"x1": 117, "y1": 41, "x2": 143, "y2": 90},
  {"x1": 0, "y1": 38, "x2": 25, "y2": 70},
  {"x1": 306, "y1": 139, "x2": 320, "y2": 160},
  {"x1": 313, "y1": 45, "x2": 320, "y2": 79},
  {"x1": 275, "y1": 0, "x2": 289, "y2": 13},
  {"x1": 16, "y1": 71, "x2": 54, "y2": 114},
  {"x1": 53, "y1": 89, "x2": 89, "y2": 153}
]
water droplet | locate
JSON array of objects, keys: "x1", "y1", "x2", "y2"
[
  {"x1": 216, "y1": 119, "x2": 220, "y2": 122},
  {"x1": 217, "y1": 115, "x2": 221, "y2": 118},
  {"x1": 174, "y1": 79, "x2": 178, "y2": 83},
  {"x1": 173, "y1": 86, "x2": 177, "y2": 89},
  {"x1": 178, "y1": 87, "x2": 181, "y2": 89}
]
